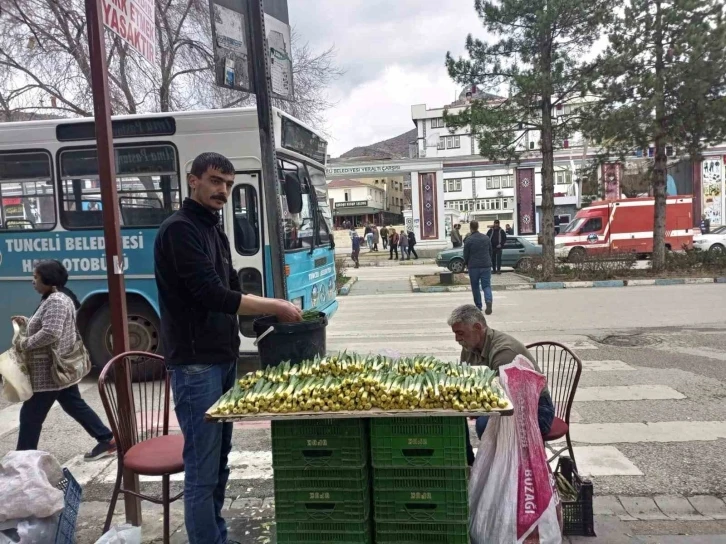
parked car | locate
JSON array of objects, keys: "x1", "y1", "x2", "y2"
[
  {"x1": 435, "y1": 236, "x2": 542, "y2": 273},
  {"x1": 693, "y1": 225, "x2": 726, "y2": 254}
]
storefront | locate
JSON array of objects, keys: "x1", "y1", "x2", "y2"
[{"x1": 333, "y1": 200, "x2": 384, "y2": 228}]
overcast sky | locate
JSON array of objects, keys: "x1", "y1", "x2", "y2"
[{"x1": 288, "y1": 0, "x2": 484, "y2": 157}]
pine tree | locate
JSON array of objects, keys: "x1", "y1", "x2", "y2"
[
  {"x1": 445, "y1": 0, "x2": 613, "y2": 279},
  {"x1": 583, "y1": 0, "x2": 726, "y2": 272}
]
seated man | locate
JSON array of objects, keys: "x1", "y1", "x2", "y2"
[{"x1": 447, "y1": 304, "x2": 555, "y2": 466}]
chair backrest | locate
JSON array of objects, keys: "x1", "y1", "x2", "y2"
[
  {"x1": 98, "y1": 351, "x2": 171, "y2": 455},
  {"x1": 526, "y1": 341, "x2": 582, "y2": 423}
]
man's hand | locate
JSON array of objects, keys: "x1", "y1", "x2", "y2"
[
  {"x1": 272, "y1": 299, "x2": 303, "y2": 323},
  {"x1": 11, "y1": 316, "x2": 27, "y2": 326}
]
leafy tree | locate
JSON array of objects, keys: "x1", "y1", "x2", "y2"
[
  {"x1": 583, "y1": 0, "x2": 726, "y2": 271},
  {"x1": 445, "y1": 0, "x2": 612, "y2": 279}
]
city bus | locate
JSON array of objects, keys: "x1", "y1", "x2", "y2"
[{"x1": 0, "y1": 107, "x2": 337, "y2": 369}]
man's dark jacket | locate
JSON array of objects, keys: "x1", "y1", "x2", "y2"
[
  {"x1": 154, "y1": 198, "x2": 242, "y2": 365},
  {"x1": 463, "y1": 231, "x2": 493, "y2": 269},
  {"x1": 487, "y1": 227, "x2": 507, "y2": 249}
]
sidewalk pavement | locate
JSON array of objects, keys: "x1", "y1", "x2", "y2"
[{"x1": 76, "y1": 497, "x2": 726, "y2": 543}]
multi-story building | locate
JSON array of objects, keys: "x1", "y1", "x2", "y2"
[
  {"x1": 411, "y1": 88, "x2": 587, "y2": 229},
  {"x1": 327, "y1": 179, "x2": 388, "y2": 228}
]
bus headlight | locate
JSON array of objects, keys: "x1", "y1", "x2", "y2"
[{"x1": 292, "y1": 297, "x2": 303, "y2": 309}]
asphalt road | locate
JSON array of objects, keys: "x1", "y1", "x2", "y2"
[{"x1": 2, "y1": 266, "x2": 726, "y2": 541}]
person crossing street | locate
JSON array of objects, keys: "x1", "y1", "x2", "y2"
[{"x1": 464, "y1": 220, "x2": 494, "y2": 315}]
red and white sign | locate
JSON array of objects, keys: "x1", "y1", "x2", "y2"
[{"x1": 102, "y1": 0, "x2": 156, "y2": 65}]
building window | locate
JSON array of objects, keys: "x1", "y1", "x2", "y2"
[
  {"x1": 437, "y1": 137, "x2": 445, "y2": 150},
  {"x1": 502, "y1": 175, "x2": 514, "y2": 189},
  {"x1": 486, "y1": 176, "x2": 500, "y2": 190},
  {"x1": 555, "y1": 170, "x2": 573, "y2": 185},
  {"x1": 445, "y1": 179, "x2": 462, "y2": 192},
  {"x1": 344, "y1": 190, "x2": 351, "y2": 201},
  {"x1": 431, "y1": 117, "x2": 445, "y2": 128},
  {"x1": 446, "y1": 136, "x2": 460, "y2": 149}
]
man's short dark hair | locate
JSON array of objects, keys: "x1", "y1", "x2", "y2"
[
  {"x1": 494, "y1": 219, "x2": 500, "y2": 225},
  {"x1": 190, "y1": 152, "x2": 235, "y2": 178},
  {"x1": 470, "y1": 220, "x2": 479, "y2": 232}
]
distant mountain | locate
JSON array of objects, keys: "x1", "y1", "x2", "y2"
[{"x1": 338, "y1": 128, "x2": 418, "y2": 160}]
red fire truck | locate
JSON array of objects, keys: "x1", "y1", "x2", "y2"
[{"x1": 555, "y1": 196, "x2": 694, "y2": 261}]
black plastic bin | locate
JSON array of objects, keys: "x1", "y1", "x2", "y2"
[{"x1": 253, "y1": 312, "x2": 328, "y2": 368}]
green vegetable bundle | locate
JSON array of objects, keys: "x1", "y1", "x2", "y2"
[{"x1": 210, "y1": 352, "x2": 509, "y2": 416}]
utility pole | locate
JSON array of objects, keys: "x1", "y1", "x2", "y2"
[{"x1": 85, "y1": 0, "x2": 140, "y2": 525}]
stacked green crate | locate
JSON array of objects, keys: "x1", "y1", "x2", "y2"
[
  {"x1": 371, "y1": 417, "x2": 471, "y2": 543},
  {"x1": 271, "y1": 419, "x2": 372, "y2": 544}
]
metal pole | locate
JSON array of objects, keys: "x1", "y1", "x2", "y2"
[
  {"x1": 84, "y1": 0, "x2": 141, "y2": 525},
  {"x1": 249, "y1": 0, "x2": 286, "y2": 299}
]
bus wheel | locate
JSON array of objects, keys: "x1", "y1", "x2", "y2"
[
  {"x1": 568, "y1": 247, "x2": 586, "y2": 263},
  {"x1": 85, "y1": 299, "x2": 162, "y2": 381}
]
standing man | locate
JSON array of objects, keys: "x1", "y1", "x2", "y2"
[
  {"x1": 700, "y1": 214, "x2": 711, "y2": 235},
  {"x1": 351, "y1": 229, "x2": 361, "y2": 268},
  {"x1": 372, "y1": 224, "x2": 380, "y2": 252},
  {"x1": 398, "y1": 229, "x2": 409, "y2": 260},
  {"x1": 364, "y1": 224, "x2": 374, "y2": 249},
  {"x1": 380, "y1": 225, "x2": 389, "y2": 250},
  {"x1": 389, "y1": 229, "x2": 399, "y2": 260},
  {"x1": 486, "y1": 219, "x2": 507, "y2": 274},
  {"x1": 505, "y1": 224, "x2": 514, "y2": 235},
  {"x1": 451, "y1": 223, "x2": 463, "y2": 248},
  {"x1": 463, "y1": 220, "x2": 494, "y2": 315},
  {"x1": 154, "y1": 152, "x2": 302, "y2": 544},
  {"x1": 407, "y1": 229, "x2": 419, "y2": 259}
]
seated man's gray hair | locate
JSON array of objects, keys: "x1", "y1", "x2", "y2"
[{"x1": 447, "y1": 304, "x2": 488, "y2": 327}]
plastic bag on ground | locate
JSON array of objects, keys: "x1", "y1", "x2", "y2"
[
  {"x1": 0, "y1": 323, "x2": 32, "y2": 403},
  {"x1": 94, "y1": 524, "x2": 141, "y2": 544},
  {"x1": 469, "y1": 355, "x2": 562, "y2": 544},
  {"x1": 0, "y1": 451, "x2": 64, "y2": 522}
]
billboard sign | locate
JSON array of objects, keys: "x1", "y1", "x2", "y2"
[{"x1": 102, "y1": 0, "x2": 156, "y2": 65}]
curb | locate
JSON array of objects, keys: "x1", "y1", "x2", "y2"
[
  {"x1": 337, "y1": 276, "x2": 358, "y2": 296},
  {"x1": 410, "y1": 275, "x2": 726, "y2": 293},
  {"x1": 341, "y1": 258, "x2": 436, "y2": 267}
]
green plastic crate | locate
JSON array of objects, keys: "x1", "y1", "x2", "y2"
[
  {"x1": 275, "y1": 478, "x2": 370, "y2": 522},
  {"x1": 276, "y1": 519, "x2": 373, "y2": 544},
  {"x1": 373, "y1": 467, "x2": 469, "y2": 522},
  {"x1": 370, "y1": 417, "x2": 467, "y2": 468},
  {"x1": 374, "y1": 521, "x2": 470, "y2": 543},
  {"x1": 273, "y1": 465, "x2": 369, "y2": 505},
  {"x1": 272, "y1": 419, "x2": 369, "y2": 468}
]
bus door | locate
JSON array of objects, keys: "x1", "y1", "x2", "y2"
[{"x1": 225, "y1": 171, "x2": 265, "y2": 339}]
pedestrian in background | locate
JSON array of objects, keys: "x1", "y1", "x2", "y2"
[
  {"x1": 389, "y1": 229, "x2": 399, "y2": 260},
  {"x1": 463, "y1": 220, "x2": 494, "y2": 315},
  {"x1": 407, "y1": 230, "x2": 419, "y2": 259},
  {"x1": 13, "y1": 260, "x2": 116, "y2": 459},
  {"x1": 372, "y1": 224, "x2": 380, "y2": 252},
  {"x1": 486, "y1": 219, "x2": 507, "y2": 274},
  {"x1": 380, "y1": 225, "x2": 389, "y2": 249},
  {"x1": 364, "y1": 224, "x2": 374, "y2": 249},
  {"x1": 505, "y1": 224, "x2": 514, "y2": 235},
  {"x1": 351, "y1": 230, "x2": 361, "y2": 268},
  {"x1": 451, "y1": 223, "x2": 463, "y2": 248},
  {"x1": 398, "y1": 229, "x2": 409, "y2": 260},
  {"x1": 700, "y1": 214, "x2": 711, "y2": 235}
]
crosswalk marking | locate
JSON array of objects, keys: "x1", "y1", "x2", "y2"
[
  {"x1": 569, "y1": 421, "x2": 726, "y2": 444},
  {"x1": 551, "y1": 446, "x2": 643, "y2": 477},
  {"x1": 575, "y1": 385, "x2": 686, "y2": 402},
  {"x1": 581, "y1": 360, "x2": 635, "y2": 372}
]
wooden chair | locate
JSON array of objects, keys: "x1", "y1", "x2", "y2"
[
  {"x1": 526, "y1": 341, "x2": 582, "y2": 472},
  {"x1": 98, "y1": 352, "x2": 184, "y2": 543}
]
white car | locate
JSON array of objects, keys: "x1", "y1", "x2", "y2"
[{"x1": 693, "y1": 225, "x2": 726, "y2": 254}]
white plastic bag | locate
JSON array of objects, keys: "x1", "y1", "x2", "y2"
[
  {"x1": 0, "y1": 323, "x2": 32, "y2": 403},
  {"x1": 16, "y1": 516, "x2": 59, "y2": 544},
  {"x1": 469, "y1": 355, "x2": 562, "y2": 544},
  {"x1": 94, "y1": 524, "x2": 141, "y2": 544},
  {"x1": 0, "y1": 451, "x2": 64, "y2": 522}
]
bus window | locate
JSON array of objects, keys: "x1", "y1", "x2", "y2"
[
  {"x1": 0, "y1": 151, "x2": 55, "y2": 231},
  {"x1": 59, "y1": 144, "x2": 180, "y2": 229},
  {"x1": 278, "y1": 158, "x2": 314, "y2": 251},
  {"x1": 232, "y1": 184, "x2": 260, "y2": 255}
]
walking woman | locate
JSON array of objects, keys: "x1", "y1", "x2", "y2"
[
  {"x1": 12, "y1": 260, "x2": 115, "y2": 459},
  {"x1": 398, "y1": 229, "x2": 409, "y2": 260}
]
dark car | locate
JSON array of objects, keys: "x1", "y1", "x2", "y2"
[{"x1": 435, "y1": 236, "x2": 542, "y2": 273}]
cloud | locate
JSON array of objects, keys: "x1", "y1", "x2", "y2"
[{"x1": 287, "y1": 0, "x2": 484, "y2": 156}]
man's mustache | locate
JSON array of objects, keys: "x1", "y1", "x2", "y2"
[{"x1": 212, "y1": 195, "x2": 228, "y2": 203}]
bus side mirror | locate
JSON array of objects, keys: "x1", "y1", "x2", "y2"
[{"x1": 284, "y1": 172, "x2": 303, "y2": 214}]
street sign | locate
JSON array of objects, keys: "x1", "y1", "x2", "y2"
[
  {"x1": 263, "y1": 0, "x2": 293, "y2": 99},
  {"x1": 209, "y1": 0, "x2": 253, "y2": 92},
  {"x1": 335, "y1": 200, "x2": 369, "y2": 209},
  {"x1": 101, "y1": 0, "x2": 155, "y2": 64}
]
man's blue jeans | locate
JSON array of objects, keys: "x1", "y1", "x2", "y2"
[
  {"x1": 169, "y1": 362, "x2": 236, "y2": 544},
  {"x1": 468, "y1": 267, "x2": 493, "y2": 310}
]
